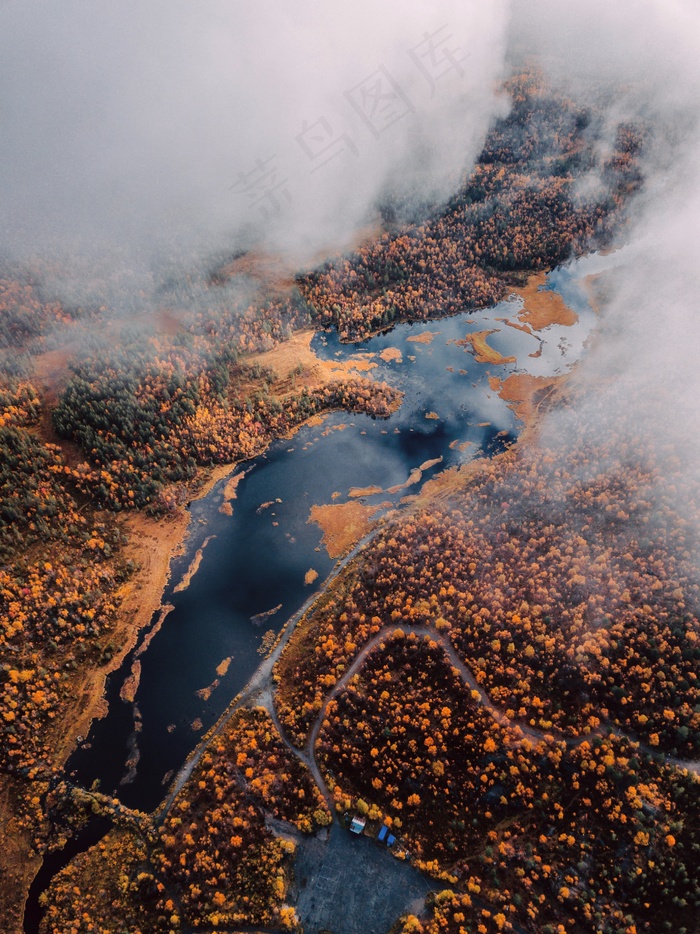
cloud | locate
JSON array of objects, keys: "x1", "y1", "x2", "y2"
[
  {"x1": 505, "y1": 0, "x2": 700, "y2": 558},
  {"x1": 518, "y1": 1, "x2": 700, "y2": 408},
  {"x1": 0, "y1": 0, "x2": 509, "y2": 288},
  {"x1": 3, "y1": 0, "x2": 699, "y2": 474}
]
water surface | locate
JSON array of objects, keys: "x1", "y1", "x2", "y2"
[{"x1": 67, "y1": 258, "x2": 598, "y2": 813}]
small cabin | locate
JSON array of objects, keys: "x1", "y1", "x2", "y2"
[{"x1": 349, "y1": 815, "x2": 366, "y2": 834}]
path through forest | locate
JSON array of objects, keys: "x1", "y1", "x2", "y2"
[{"x1": 162, "y1": 593, "x2": 700, "y2": 826}]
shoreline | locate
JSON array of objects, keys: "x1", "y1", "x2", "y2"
[
  {"x1": 46, "y1": 261, "x2": 587, "y2": 796},
  {"x1": 50, "y1": 464, "x2": 234, "y2": 768},
  {"x1": 16, "y1": 324, "x2": 406, "y2": 932},
  {"x1": 52, "y1": 320, "x2": 410, "y2": 767},
  {"x1": 103, "y1": 263, "x2": 585, "y2": 767},
  {"x1": 154, "y1": 329, "x2": 583, "y2": 834},
  {"x1": 19, "y1": 259, "x2": 587, "y2": 931},
  {"x1": 155, "y1": 279, "x2": 586, "y2": 822}
]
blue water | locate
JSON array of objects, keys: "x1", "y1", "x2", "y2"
[{"x1": 66, "y1": 257, "x2": 598, "y2": 813}]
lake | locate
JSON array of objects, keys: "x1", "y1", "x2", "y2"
[{"x1": 66, "y1": 257, "x2": 600, "y2": 813}]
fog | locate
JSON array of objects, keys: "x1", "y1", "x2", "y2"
[
  {"x1": 1, "y1": 0, "x2": 699, "y2": 447},
  {"x1": 515, "y1": 1, "x2": 700, "y2": 496},
  {"x1": 0, "y1": 0, "x2": 508, "y2": 288}
]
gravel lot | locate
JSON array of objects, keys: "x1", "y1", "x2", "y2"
[{"x1": 292, "y1": 823, "x2": 433, "y2": 934}]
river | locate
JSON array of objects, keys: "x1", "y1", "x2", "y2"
[{"x1": 25, "y1": 256, "x2": 603, "y2": 931}]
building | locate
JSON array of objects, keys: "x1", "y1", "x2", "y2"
[{"x1": 349, "y1": 814, "x2": 367, "y2": 834}]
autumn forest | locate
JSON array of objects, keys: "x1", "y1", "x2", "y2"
[{"x1": 1, "y1": 62, "x2": 698, "y2": 934}]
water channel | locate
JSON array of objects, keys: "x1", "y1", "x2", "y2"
[{"x1": 25, "y1": 254, "x2": 608, "y2": 931}]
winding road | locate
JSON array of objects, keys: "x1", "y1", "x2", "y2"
[
  {"x1": 160, "y1": 559, "x2": 700, "y2": 827},
  {"x1": 158, "y1": 529, "x2": 379, "y2": 819}
]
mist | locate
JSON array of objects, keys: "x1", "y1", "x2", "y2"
[
  {"x1": 0, "y1": 0, "x2": 508, "y2": 302},
  {"x1": 497, "y1": 0, "x2": 700, "y2": 648},
  {"x1": 510, "y1": 1, "x2": 700, "y2": 494},
  {"x1": 2, "y1": 0, "x2": 700, "y2": 438}
]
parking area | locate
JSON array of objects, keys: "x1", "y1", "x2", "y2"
[{"x1": 292, "y1": 824, "x2": 433, "y2": 934}]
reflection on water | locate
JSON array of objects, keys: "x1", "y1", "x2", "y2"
[{"x1": 67, "y1": 258, "x2": 599, "y2": 813}]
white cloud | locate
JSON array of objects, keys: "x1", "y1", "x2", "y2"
[{"x1": 0, "y1": 0, "x2": 510, "y2": 274}]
